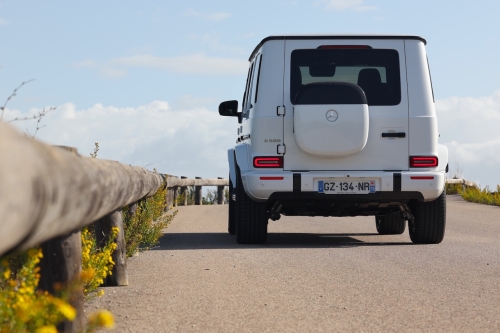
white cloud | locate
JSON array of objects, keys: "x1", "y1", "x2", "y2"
[
  {"x1": 99, "y1": 68, "x2": 127, "y2": 79},
  {"x1": 73, "y1": 60, "x2": 126, "y2": 79},
  {"x1": 3, "y1": 101, "x2": 236, "y2": 179},
  {"x1": 436, "y1": 90, "x2": 500, "y2": 144},
  {"x1": 111, "y1": 54, "x2": 247, "y2": 75},
  {"x1": 317, "y1": 0, "x2": 377, "y2": 11},
  {"x1": 436, "y1": 90, "x2": 500, "y2": 187},
  {"x1": 184, "y1": 8, "x2": 232, "y2": 22},
  {"x1": 75, "y1": 53, "x2": 247, "y2": 78}
]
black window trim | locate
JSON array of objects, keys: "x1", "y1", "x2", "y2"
[
  {"x1": 242, "y1": 63, "x2": 253, "y2": 111},
  {"x1": 426, "y1": 56, "x2": 435, "y2": 103},
  {"x1": 254, "y1": 54, "x2": 263, "y2": 104}
]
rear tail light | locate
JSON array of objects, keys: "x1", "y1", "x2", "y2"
[
  {"x1": 253, "y1": 157, "x2": 283, "y2": 168},
  {"x1": 410, "y1": 176, "x2": 435, "y2": 180},
  {"x1": 260, "y1": 176, "x2": 284, "y2": 180},
  {"x1": 317, "y1": 45, "x2": 372, "y2": 49},
  {"x1": 410, "y1": 156, "x2": 438, "y2": 168}
]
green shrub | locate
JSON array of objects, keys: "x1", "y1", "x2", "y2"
[
  {"x1": 445, "y1": 182, "x2": 463, "y2": 195},
  {"x1": 460, "y1": 185, "x2": 500, "y2": 206},
  {"x1": 123, "y1": 184, "x2": 176, "y2": 257}
]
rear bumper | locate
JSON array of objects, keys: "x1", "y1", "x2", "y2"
[{"x1": 242, "y1": 170, "x2": 445, "y2": 202}]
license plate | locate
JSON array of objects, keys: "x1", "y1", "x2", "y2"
[{"x1": 318, "y1": 180, "x2": 376, "y2": 194}]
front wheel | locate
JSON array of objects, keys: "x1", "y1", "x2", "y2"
[
  {"x1": 235, "y1": 165, "x2": 268, "y2": 244},
  {"x1": 409, "y1": 190, "x2": 446, "y2": 244}
]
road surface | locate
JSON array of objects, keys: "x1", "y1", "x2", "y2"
[{"x1": 86, "y1": 195, "x2": 500, "y2": 332}]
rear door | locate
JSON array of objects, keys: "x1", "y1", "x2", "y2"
[{"x1": 282, "y1": 39, "x2": 409, "y2": 171}]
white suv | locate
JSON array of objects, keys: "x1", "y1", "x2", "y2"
[{"x1": 219, "y1": 35, "x2": 448, "y2": 245}]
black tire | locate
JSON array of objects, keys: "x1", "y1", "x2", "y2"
[
  {"x1": 409, "y1": 190, "x2": 446, "y2": 244},
  {"x1": 375, "y1": 212, "x2": 406, "y2": 235},
  {"x1": 235, "y1": 165, "x2": 268, "y2": 244},
  {"x1": 228, "y1": 175, "x2": 235, "y2": 235}
]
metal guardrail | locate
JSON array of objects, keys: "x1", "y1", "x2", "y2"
[
  {"x1": 445, "y1": 178, "x2": 478, "y2": 188},
  {"x1": 0, "y1": 122, "x2": 163, "y2": 256},
  {"x1": 0, "y1": 123, "x2": 166, "y2": 331},
  {"x1": 163, "y1": 175, "x2": 229, "y2": 208}
]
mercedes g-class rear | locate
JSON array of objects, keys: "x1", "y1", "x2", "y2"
[{"x1": 219, "y1": 35, "x2": 448, "y2": 245}]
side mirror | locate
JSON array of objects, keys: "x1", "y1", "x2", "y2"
[{"x1": 219, "y1": 100, "x2": 239, "y2": 117}]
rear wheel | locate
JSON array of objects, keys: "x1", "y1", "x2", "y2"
[
  {"x1": 228, "y1": 175, "x2": 235, "y2": 235},
  {"x1": 375, "y1": 212, "x2": 406, "y2": 235},
  {"x1": 409, "y1": 190, "x2": 446, "y2": 244},
  {"x1": 235, "y1": 165, "x2": 268, "y2": 244}
]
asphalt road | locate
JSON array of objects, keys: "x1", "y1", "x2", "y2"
[{"x1": 86, "y1": 195, "x2": 500, "y2": 332}]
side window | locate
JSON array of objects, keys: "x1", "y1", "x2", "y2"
[
  {"x1": 245, "y1": 62, "x2": 255, "y2": 111},
  {"x1": 243, "y1": 61, "x2": 256, "y2": 119},
  {"x1": 251, "y1": 54, "x2": 263, "y2": 105},
  {"x1": 242, "y1": 65, "x2": 253, "y2": 112}
]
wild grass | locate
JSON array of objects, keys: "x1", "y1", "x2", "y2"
[
  {"x1": 460, "y1": 185, "x2": 500, "y2": 206},
  {"x1": 446, "y1": 182, "x2": 500, "y2": 207}
]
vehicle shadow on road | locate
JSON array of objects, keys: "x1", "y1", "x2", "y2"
[{"x1": 152, "y1": 232, "x2": 413, "y2": 251}]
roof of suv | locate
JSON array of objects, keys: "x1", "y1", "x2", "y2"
[{"x1": 249, "y1": 34, "x2": 426, "y2": 60}]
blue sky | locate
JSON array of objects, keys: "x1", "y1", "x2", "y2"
[{"x1": 2, "y1": 1, "x2": 500, "y2": 187}]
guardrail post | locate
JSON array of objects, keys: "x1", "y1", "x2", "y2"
[
  {"x1": 180, "y1": 176, "x2": 188, "y2": 206},
  {"x1": 95, "y1": 209, "x2": 128, "y2": 286},
  {"x1": 39, "y1": 230, "x2": 84, "y2": 333},
  {"x1": 195, "y1": 177, "x2": 202, "y2": 205},
  {"x1": 164, "y1": 175, "x2": 170, "y2": 211},
  {"x1": 128, "y1": 202, "x2": 138, "y2": 217},
  {"x1": 165, "y1": 176, "x2": 175, "y2": 210},
  {"x1": 217, "y1": 177, "x2": 225, "y2": 205},
  {"x1": 173, "y1": 185, "x2": 178, "y2": 207}
]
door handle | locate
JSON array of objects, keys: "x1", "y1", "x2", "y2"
[{"x1": 382, "y1": 132, "x2": 406, "y2": 138}]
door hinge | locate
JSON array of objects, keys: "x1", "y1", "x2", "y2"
[
  {"x1": 277, "y1": 106, "x2": 286, "y2": 116},
  {"x1": 277, "y1": 144, "x2": 286, "y2": 154}
]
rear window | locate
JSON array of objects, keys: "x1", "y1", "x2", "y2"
[{"x1": 290, "y1": 48, "x2": 401, "y2": 105}]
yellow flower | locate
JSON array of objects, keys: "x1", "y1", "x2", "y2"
[
  {"x1": 3, "y1": 267, "x2": 11, "y2": 279},
  {"x1": 89, "y1": 310, "x2": 115, "y2": 328},
  {"x1": 80, "y1": 268, "x2": 95, "y2": 282},
  {"x1": 54, "y1": 300, "x2": 76, "y2": 321},
  {"x1": 36, "y1": 325, "x2": 58, "y2": 333}
]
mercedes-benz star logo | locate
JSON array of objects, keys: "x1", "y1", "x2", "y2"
[{"x1": 326, "y1": 110, "x2": 338, "y2": 122}]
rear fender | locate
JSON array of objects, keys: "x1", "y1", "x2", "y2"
[
  {"x1": 234, "y1": 144, "x2": 250, "y2": 173},
  {"x1": 227, "y1": 149, "x2": 236, "y2": 186},
  {"x1": 437, "y1": 144, "x2": 448, "y2": 172}
]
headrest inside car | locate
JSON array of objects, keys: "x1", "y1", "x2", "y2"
[{"x1": 309, "y1": 64, "x2": 336, "y2": 77}]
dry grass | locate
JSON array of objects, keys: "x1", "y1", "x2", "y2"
[{"x1": 447, "y1": 182, "x2": 500, "y2": 207}]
